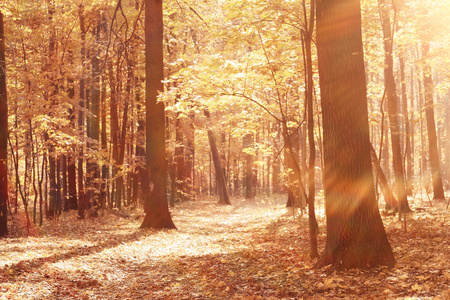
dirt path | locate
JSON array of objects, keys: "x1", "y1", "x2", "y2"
[{"x1": 1, "y1": 196, "x2": 450, "y2": 299}]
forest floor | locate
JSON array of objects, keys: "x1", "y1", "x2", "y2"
[{"x1": 1, "y1": 194, "x2": 450, "y2": 299}]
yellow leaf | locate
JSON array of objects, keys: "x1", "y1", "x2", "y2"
[{"x1": 324, "y1": 278, "x2": 337, "y2": 289}]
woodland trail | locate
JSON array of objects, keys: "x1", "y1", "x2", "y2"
[{"x1": 1, "y1": 195, "x2": 450, "y2": 299}]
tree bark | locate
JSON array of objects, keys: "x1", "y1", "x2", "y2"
[
  {"x1": 370, "y1": 143, "x2": 397, "y2": 209},
  {"x1": 399, "y1": 52, "x2": 413, "y2": 195},
  {"x1": 140, "y1": 0, "x2": 176, "y2": 229},
  {"x1": 303, "y1": 0, "x2": 319, "y2": 259},
  {"x1": 378, "y1": 0, "x2": 411, "y2": 213},
  {"x1": 208, "y1": 130, "x2": 231, "y2": 205},
  {"x1": 78, "y1": 6, "x2": 87, "y2": 219},
  {"x1": 205, "y1": 110, "x2": 230, "y2": 205},
  {"x1": 315, "y1": 0, "x2": 395, "y2": 270},
  {"x1": 0, "y1": 12, "x2": 8, "y2": 237},
  {"x1": 243, "y1": 133, "x2": 255, "y2": 199},
  {"x1": 422, "y1": 43, "x2": 445, "y2": 200}
]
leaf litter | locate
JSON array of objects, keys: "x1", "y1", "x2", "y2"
[{"x1": 1, "y1": 195, "x2": 450, "y2": 299}]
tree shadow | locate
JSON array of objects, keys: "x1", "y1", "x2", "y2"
[{"x1": 1, "y1": 228, "x2": 158, "y2": 280}]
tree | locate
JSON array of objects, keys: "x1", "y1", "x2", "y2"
[
  {"x1": 378, "y1": 0, "x2": 411, "y2": 213},
  {"x1": 0, "y1": 12, "x2": 8, "y2": 237},
  {"x1": 303, "y1": 0, "x2": 319, "y2": 259},
  {"x1": 315, "y1": 0, "x2": 395, "y2": 270},
  {"x1": 205, "y1": 110, "x2": 230, "y2": 205},
  {"x1": 422, "y1": 43, "x2": 445, "y2": 200},
  {"x1": 140, "y1": 0, "x2": 176, "y2": 229}
]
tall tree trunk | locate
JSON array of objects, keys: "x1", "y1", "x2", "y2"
[
  {"x1": 399, "y1": 52, "x2": 413, "y2": 195},
  {"x1": 0, "y1": 12, "x2": 8, "y2": 237},
  {"x1": 46, "y1": 1, "x2": 58, "y2": 219},
  {"x1": 184, "y1": 110, "x2": 195, "y2": 198},
  {"x1": 271, "y1": 123, "x2": 282, "y2": 193},
  {"x1": 99, "y1": 14, "x2": 108, "y2": 209},
  {"x1": 446, "y1": 101, "x2": 450, "y2": 185},
  {"x1": 67, "y1": 78, "x2": 78, "y2": 210},
  {"x1": 132, "y1": 78, "x2": 145, "y2": 207},
  {"x1": 422, "y1": 43, "x2": 445, "y2": 200},
  {"x1": 140, "y1": 0, "x2": 176, "y2": 229},
  {"x1": 315, "y1": 0, "x2": 395, "y2": 270},
  {"x1": 205, "y1": 110, "x2": 230, "y2": 205},
  {"x1": 243, "y1": 133, "x2": 255, "y2": 200},
  {"x1": 174, "y1": 101, "x2": 185, "y2": 202},
  {"x1": 378, "y1": 0, "x2": 410, "y2": 213},
  {"x1": 87, "y1": 19, "x2": 101, "y2": 210},
  {"x1": 100, "y1": 71, "x2": 108, "y2": 208},
  {"x1": 303, "y1": 0, "x2": 319, "y2": 259},
  {"x1": 78, "y1": 6, "x2": 87, "y2": 219},
  {"x1": 208, "y1": 130, "x2": 231, "y2": 205},
  {"x1": 370, "y1": 143, "x2": 397, "y2": 208},
  {"x1": 109, "y1": 62, "x2": 119, "y2": 208}
]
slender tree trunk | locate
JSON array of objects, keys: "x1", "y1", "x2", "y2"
[
  {"x1": 378, "y1": 0, "x2": 410, "y2": 213},
  {"x1": 243, "y1": 133, "x2": 255, "y2": 200},
  {"x1": 370, "y1": 143, "x2": 397, "y2": 208},
  {"x1": 303, "y1": 0, "x2": 319, "y2": 259},
  {"x1": 184, "y1": 110, "x2": 195, "y2": 198},
  {"x1": 208, "y1": 130, "x2": 231, "y2": 205},
  {"x1": 399, "y1": 53, "x2": 413, "y2": 195},
  {"x1": 109, "y1": 62, "x2": 119, "y2": 207},
  {"x1": 422, "y1": 43, "x2": 445, "y2": 200},
  {"x1": 175, "y1": 102, "x2": 185, "y2": 202},
  {"x1": 78, "y1": 6, "x2": 87, "y2": 218},
  {"x1": 205, "y1": 110, "x2": 230, "y2": 205},
  {"x1": 271, "y1": 123, "x2": 282, "y2": 193},
  {"x1": 87, "y1": 20, "x2": 101, "y2": 210},
  {"x1": 67, "y1": 78, "x2": 78, "y2": 210},
  {"x1": 46, "y1": 1, "x2": 58, "y2": 220},
  {"x1": 0, "y1": 12, "x2": 8, "y2": 237},
  {"x1": 132, "y1": 78, "x2": 145, "y2": 207},
  {"x1": 315, "y1": 0, "x2": 395, "y2": 270},
  {"x1": 446, "y1": 102, "x2": 450, "y2": 185},
  {"x1": 100, "y1": 72, "x2": 108, "y2": 208}
]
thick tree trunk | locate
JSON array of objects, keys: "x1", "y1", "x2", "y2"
[
  {"x1": 422, "y1": 43, "x2": 445, "y2": 200},
  {"x1": 0, "y1": 12, "x2": 8, "y2": 237},
  {"x1": 315, "y1": 0, "x2": 395, "y2": 270},
  {"x1": 141, "y1": 0, "x2": 176, "y2": 229}
]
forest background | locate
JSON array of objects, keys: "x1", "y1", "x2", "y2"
[{"x1": 0, "y1": 0, "x2": 450, "y2": 297}]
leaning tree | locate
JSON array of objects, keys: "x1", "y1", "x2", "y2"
[{"x1": 315, "y1": 0, "x2": 396, "y2": 270}]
